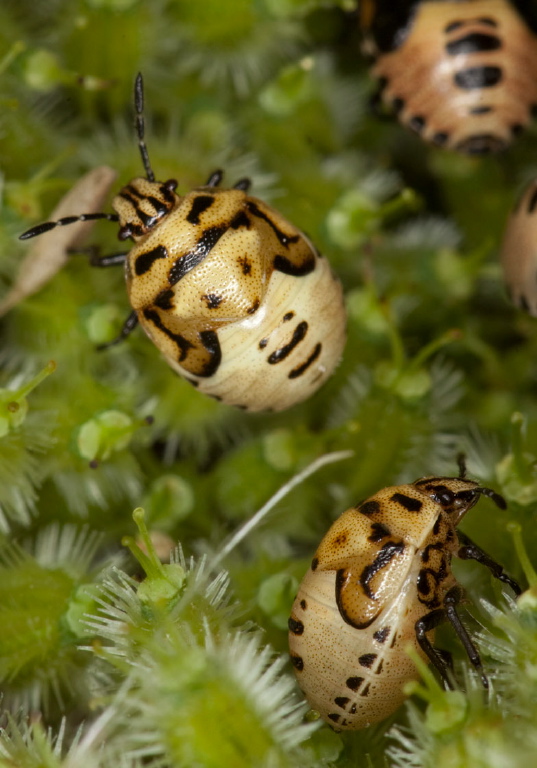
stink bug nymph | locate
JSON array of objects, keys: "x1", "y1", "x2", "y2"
[
  {"x1": 500, "y1": 177, "x2": 537, "y2": 315},
  {"x1": 289, "y1": 462, "x2": 521, "y2": 730},
  {"x1": 20, "y1": 74, "x2": 346, "y2": 412},
  {"x1": 359, "y1": 0, "x2": 537, "y2": 154}
]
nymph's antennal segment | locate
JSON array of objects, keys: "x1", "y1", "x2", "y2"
[
  {"x1": 134, "y1": 72, "x2": 155, "y2": 183},
  {"x1": 19, "y1": 212, "x2": 119, "y2": 241}
]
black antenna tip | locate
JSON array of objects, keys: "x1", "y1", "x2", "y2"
[{"x1": 19, "y1": 221, "x2": 56, "y2": 240}]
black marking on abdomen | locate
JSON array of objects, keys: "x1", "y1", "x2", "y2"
[
  {"x1": 469, "y1": 105, "x2": 493, "y2": 115},
  {"x1": 135, "y1": 244, "x2": 168, "y2": 276},
  {"x1": 346, "y1": 676, "x2": 364, "y2": 692},
  {"x1": 454, "y1": 66, "x2": 502, "y2": 90},
  {"x1": 143, "y1": 308, "x2": 194, "y2": 361},
  {"x1": 283, "y1": 311, "x2": 294, "y2": 321},
  {"x1": 311, "y1": 557, "x2": 319, "y2": 571},
  {"x1": 246, "y1": 200, "x2": 300, "y2": 247},
  {"x1": 432, "y1": 132, "x2": 449, "y2": 146},
  {"x1": 359, "y1": 540, "x2": 406, "y2": 599},
  {"x1": 288, "y1": 617, "x2": 304, "y2": 635},
  {"x1": 154, "y1": 288, "x2": 175, "y2": 310},
  {"x1": 409, "y1": 115, "x2": 426, "y2": 133},
  {"x1": 273, "y1": 253, "x2": 315, "y2": 277},
  {"x1": 247, "y1": 298, "x2": 260, "y2": 315},
  {"x1": 357, "y1": 500, "x2": 381, "y2": 516},
  {"x1": 328, "y1": 713, "x2": 340, "y2": 723},
  {"x1": 290, "y1": 654, "x2": 304, "y2": 671},
  {"x1": 446, "y1": 32, "x2": 501, "y2": 56},
  {"x1": 358, "y1": 653, "x2": 377, "y2": 669},
  {"x1": 169, "y1": 224, "x2": 227, "y2": 285},
  {"x1": 335, "y1": 696, "x2": 350, "y2": 710},
  {"x1": 288, "y1": 342, "x2": 322, "y2": 379},
  {"x1": 267, "y1": 321, "x2": 308, "y2": 364},
  {"x1": 391, "y1": 492, "x2": 423, "y2": 512},
  {"x1": 300, "y1": 599, "x2": 307, "y2": 610},
  {"x1": 373, "y1": 626, "x2": 391, "y2": 644},
  {"x1": 198, "y1": 330, "x2": 222, "y2": 377},
  {"x1": 186, "y1": 194, "x2": 215, "y2": 225},
  {"x1": 360, "y1": 683, "x2": 371, "y2": 697}
]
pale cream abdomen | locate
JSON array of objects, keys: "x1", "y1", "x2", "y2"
[
  {"x1": 165, "y1": 254, "x2": 346, "y2": 411},
  {"x1": 289, "y1": 565, "x2": 429, "y2": 730}
]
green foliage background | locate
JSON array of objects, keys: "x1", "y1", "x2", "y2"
[{"x1": 1, "y1": 1, "x2": 537, "y2": 766}]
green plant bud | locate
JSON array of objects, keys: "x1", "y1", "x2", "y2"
[{"x1": 257, "y1": 572, "x2": 298, "y2": 630}]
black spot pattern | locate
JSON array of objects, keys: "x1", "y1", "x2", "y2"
[
  {"x1": 291, "y1": 655, "x2": 304, "y2": 671},
  {"x1": 346, "y1": 676, "x2": 364, "y2": 691},
  {"x1": 246, "y1": 200, "x2": 300, "y2": 247},
  {"x1": 237, "y1": 255, "x2": 252, "y2": 274},
  {"x1": 168, "y1": 224, "x2": 227, "y2": 285},
  {"x1": 360, "y1": 540, "x2": 406, "y2": 599},
  {"x1": 198, "y1": 330, "x2": 222, "y2": 377},
  {"x1": 273, "y1": 253, "x2": 316, "y2": 277},
  {"x1": 358, "y1": 653, "x2": 377, "y2": 669},
  {"x1": 154, "y1": 288, "x2": 175, "y2": 310},
  {"x1": 446, "y1": 32, "x2": 501, "y2": 56},
  {"x1": 311, "y1": 557, "x2": 319, "y2": 571},
  {"x1": 186, "y1": 195, "x2": 215, "y2": 225},
  {"x1": 335, "y1": 696, "x2": 350, "y2": 710},
  {"x1": 230, "y1": 210, "x2": 251, "y2": 230},
  {"x1": 357, "y1": 500, "x2": 381, "y2": 516},
  {"x1": 409, "y1": 115, "x2": 426, "y2": 133},
  {"x1": 368, "y1": 522, "x2": 391, "y2": 543},
  {"x1": 143, "y1": 308, "x2": 194, "y2": 361},
  {"x1": 391, "y1": 492, "x2": 423, "y2": 512},
  {"x1": 288, "y1": 617, "x2": 304, "y2": 635},
  {"x1": 454, "y1": 66, "x2": 502, "y2": 90},
  {"x1": 135, "y1": 244, "x2": 168, "y2": 276},
  {"x1": 247, "y1": 298, "x2": 260, "y2": 315},
  {"x1": 373, "y1": 626, "x2": 391, "y2": 644},
  {"x1": 267, "y1": 321, "x2": 308, "y2": 364},
  {"x1": 202, "y1": 293, "x2": 223, "y2": 309},
  {"x1": 288, "y1": 343, "x2": 322, "y2": 379}
]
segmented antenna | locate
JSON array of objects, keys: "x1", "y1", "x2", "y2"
[
  {"x1": 134, "y1": 72, "x2": 155, "y2": 182},
  {"x1": 19, "y1": 212, "x2": 119, "y2": 241},
  {"x1": 477, "y1": 486, "x2": 507, "y2": 510}
]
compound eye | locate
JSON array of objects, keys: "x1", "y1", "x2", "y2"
[{"x1": 436, "y1": 489, "x2": 455, "y2": 506}]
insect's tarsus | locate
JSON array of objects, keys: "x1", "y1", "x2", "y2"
[{"x1": 134, "y1": 72, "x2": 155, "y2": 183}]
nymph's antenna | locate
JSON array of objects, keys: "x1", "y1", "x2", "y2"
[
  {"x1": 134, "y1": 72, "x2": 155, "y2": 182},
  {"x1": 19, "y1": 212, "x2": 119, "y2": 241}
]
